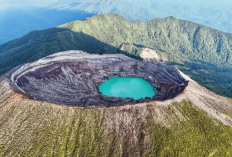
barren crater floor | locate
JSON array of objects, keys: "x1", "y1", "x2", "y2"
[{"x1": 8, "y1": 50, "x2": 187, "y2": 107}]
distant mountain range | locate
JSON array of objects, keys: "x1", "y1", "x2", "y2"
[
  {"x1": 0, "y1": 0, "x2": 232, "y2": 44},
  {"x1": 1, "y1": 14, "x2": 232, "y2": 98}
]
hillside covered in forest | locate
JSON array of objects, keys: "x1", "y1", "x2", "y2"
[{"x1": 1, "y1": 14, "x2": 232, "y2": 97}]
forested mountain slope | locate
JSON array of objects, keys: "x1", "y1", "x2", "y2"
[
  {"x1": 1, "y1": 14, "x2": 232, "y2": 97},
  {"x1": 54, "y1": 0, "x2": 232, "y2": 34}
]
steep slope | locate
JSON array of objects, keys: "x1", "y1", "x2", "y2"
[
  {"x1": 1, "y1": 0, "x2": 232, "y2": 45},
  {"x1": 1, "y1": 61, "x2": 232, "y2": 156},
  {"x1": 53, "y1": 0, "x2": 232, "y2": 34},
  {"x1": 0, "y1": 14, "x2": 232, "y2": 97},
  {"x1": 8, "y1": 51, "x2": 187, "y2": 107}
]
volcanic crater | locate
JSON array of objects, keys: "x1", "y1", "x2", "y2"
[{"x1": 8, "y1": 50, "x2": 188, "y2": 107}]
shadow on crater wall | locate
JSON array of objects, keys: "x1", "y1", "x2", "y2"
[
  {"x1": 8, "y1": 51, "x2": 188, "y2": 108},
  {"x1": 0, "y1": 28, "x2": 142, "y2": 76}
]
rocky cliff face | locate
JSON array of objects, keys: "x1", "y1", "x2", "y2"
[
  {"x1": 1, "y1": 65, "x2": 232, "y2": 156},
  {"x1": 2, "y1": 50, "x2": 232, "y2": 156},
  {"x1": 8, "y1": 50, "x2": 188, "y2": 107},
  {"x1": 2, "y1": 14, "x2": 232, "y2": 97}
]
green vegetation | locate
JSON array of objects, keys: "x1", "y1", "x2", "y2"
[
  {"x1": 147, "y1": 101, "x2": 232, "y2": 157},
  {"x1": 64, "y1": 0, "x2": 232, "y2": 34},
  {"x1": 1, "y1": 99, "x2": 232, "y2": 156},
  {"x1": 1, "y1": 14, "x2": 232, "y2": 97}
]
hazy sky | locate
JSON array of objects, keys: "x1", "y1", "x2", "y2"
[
  {"x1": 1, "y1": 0, "x2": 231, "y2": 9},
  {"x1": 0, "y1": 0, "x2": 99, "y2": 9},
  {"x1": 0, "y1": 0, "x2": 74, "y2": 9}
]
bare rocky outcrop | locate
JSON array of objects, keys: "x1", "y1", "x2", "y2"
[{"x1": 7, "y1": 50, "x2": 188, "y2": 107}]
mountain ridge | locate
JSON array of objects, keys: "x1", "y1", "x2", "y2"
[
  {"x1": 52, "y1": 0, "x2": 232, "y2": 34},
  {"x1": 1, "y1": 0, "x2": 232, "y2": 44},
  {"x1": 1, "y1": 14, "x2": 232, "y2": 97},
  {"x1": 7, "y1": 50, "x2": 188, "y2": 107},
  {"x1": 1, "y1": 14, "x2": 232, "y2": 155}
]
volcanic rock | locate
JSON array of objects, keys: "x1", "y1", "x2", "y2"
[
  {"x1": 2, "y1": 51, "x2": 232, "y2": 156},
  {"x1": 8, "y1": 50, "x2": 188, "y2": 107}
]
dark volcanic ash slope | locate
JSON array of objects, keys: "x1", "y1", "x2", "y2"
[{"x1": 8, "y1": 50, "x2": 187, "y2": 107}]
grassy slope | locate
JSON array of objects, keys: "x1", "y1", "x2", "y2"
[
  {"x1": 65, "y1": 14, "x2": 232, "y2": 65},
  {"x1": 1, "y1": 0, "x2": 232, "y2": 44},
  {"x1": 57, "y1": 0, "x2": 232, "y2": 34},
  {"x1": 1, "y1": 14, "x2": 232, "y2": 97},
  {"x1": 1, "y1": 81, "x2": 232, "y2": 157}
]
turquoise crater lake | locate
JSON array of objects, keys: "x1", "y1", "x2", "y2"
[{"x1": 99, "y1": 77, "x2": 156, "y2": 100}]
